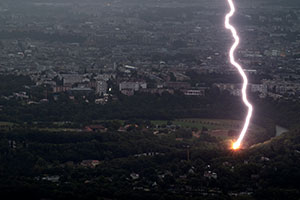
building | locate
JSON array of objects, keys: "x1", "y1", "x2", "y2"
[
  {"x1": 181, "y1": 88, "x2": 206, "y2": 96},
  {"x1": 121, "y1": 89, "x2": 134, "y2": 96},
  {"x1": 68, "y1": 87, "x2": 93, "y2": 95},
  {"x1": 119, "y1": 82, "x2": 147, "y2": 95},
  {"x1": 85, "y1": 125, "x2": 107, "y2": 132},
  {"x1": 80, "y1": 160, "x2": 101, "y2": 168},
  {"x1": 119, "y1": 82, "x2": 140, "y2": 91},
  {"x1": 250, "y1": 84, "x2": 267, "y2": 93},
  {"x1": 164, "y1": 81, "x2": 191, "y2": 90},
  {"x1": 61, "y1": 74, "x2": 83, "y2": 87},
  {"x1": 96, "y1": 81, "x2": 108, "y2": 96},
  {"x1": 214, "y1": 83, "x2": 237, "y2": 91},
  {"x1": 140, "y1": 88, "x2": 174, "y2": 95},
  {"x1": 53, "y1": 86, "x2": 70, "y2": 93},
  {"x1": 95, "y1": 73, "x2": 116, "y2": 81}
]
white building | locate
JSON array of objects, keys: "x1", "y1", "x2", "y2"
[
  {"x1": 250, "y1": 84, "x2": 267, "y2": 93},
  {"x1": 181, "y1": 89, "x2": 206, "y2": 96},
  {"x1": 119, "y1": 82, "x2": 147, "y2": 91},
  {"x1": 61, "y1": 74, "x2": 83, "y2": 86},
  {"x1": 96, "y1": 81, "x2": 108, "y2": 96},
  {"x1": 96, "y1": 74, "x2": 116, "y2": 81}
]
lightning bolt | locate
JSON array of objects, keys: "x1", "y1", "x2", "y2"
[{"x1": 225, "y1": 0, "x2": 253, "y2": 150}]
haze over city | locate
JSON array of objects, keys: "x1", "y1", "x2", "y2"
[{"x1": 0, "y1": 0, "x2": 300, "y2": 199}]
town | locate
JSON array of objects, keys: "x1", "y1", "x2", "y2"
[
  {"x1": 0, "y1": 0, "x2": 300, "y2": 200},
  {"x1": 0, "y1": 0, "x2": 299, "y2": 105}
]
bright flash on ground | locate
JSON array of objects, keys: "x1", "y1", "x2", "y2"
[{"x1": 232, "y1": 141, "x2": 240, "y2": 150}]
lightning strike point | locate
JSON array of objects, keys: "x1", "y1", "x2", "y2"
[{"x1": 232, "y1": 142, "x2": 240, "y2": 150}]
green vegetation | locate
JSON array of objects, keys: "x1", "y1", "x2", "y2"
[
  {"x1": 0, "y1": 75, "x2": 33, "y2": 96},
  {"x1": 0, "y1": 123, "x2": 299, "y2": 199}
]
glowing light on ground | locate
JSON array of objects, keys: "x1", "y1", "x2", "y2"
[
  {"x1": 225, "y1": 0, "x2": 253, "y2": 150},
  {"x1": 232, "y1": 141, "x2": 240, "y2": 150}
]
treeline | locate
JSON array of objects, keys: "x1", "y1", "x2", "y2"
[
  {"x1": 0, "y1": 91, "x2": 246, "y2": 123},
  {"x1": 0, "y1": 75, "x2": 33, "y2": 96}
]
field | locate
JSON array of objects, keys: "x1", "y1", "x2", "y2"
[
  {"x1": 151, "y1": 118, "x2": 266, "y2": 140},
  {"x1": 0, "y1": 119, "x2": 267, "y2": 143}
]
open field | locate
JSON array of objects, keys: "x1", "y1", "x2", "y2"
[{"x1": 152, "y1": 118, "x2": 267, "y2": 140}]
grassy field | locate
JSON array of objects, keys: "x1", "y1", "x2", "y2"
[
  {"x1": 0, "y1": 122, "x2": 15, "y2": 126},
  {"x1": 151, "y1": 118, "x2": 266, "y2": 140},
  {"x1": 0, "y1": 119, "x2": 266, "y2": 142}
]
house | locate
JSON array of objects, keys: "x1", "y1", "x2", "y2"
[
  {"x1": 118, "y1": 126, "x2": 127, "y2": 132},
  {"x1": 130, "y1": 173, "x2": 140, "y2": 180},
  {"x1": 204, "y1": 171, "x2": 218, "y2": 179},
  {"x1": 41, "y1": 175, "x2": 60, "y2": 183},
  {"x1": 61, "y1": 74, "x2": 83, "y2": 86},
  {"x1": 80, "y1": 160, "x2": 101, "y2": 168},
  {"x1": 85, "y1": 125, "x2": 107, "y2": 132},
  {"x1": 260, "y1": 156, "x2": 270, "y2": 162},
  {"x1": 121, "y1": 89, "x2": 134, "y2": 96},
  {"x1": 96, "y1": 81, "x2": 108, "y2": 95},
  {"x1": 181, "y1": 88, "x2": 206, "y2": 96}
]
